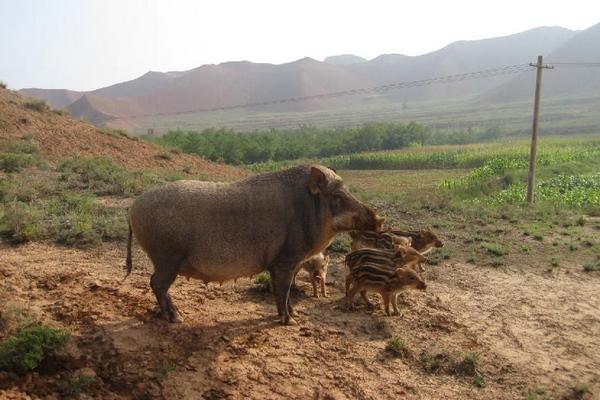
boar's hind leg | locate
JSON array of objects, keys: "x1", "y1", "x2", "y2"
[
  {"x1": 269, "y1": 263, "x2": 298, "y2": 325},
  {"x1": 149, "y1": 254, "x2": 184, "y2": 323}
]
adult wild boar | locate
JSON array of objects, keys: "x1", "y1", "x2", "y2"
[{"x1": 126, "y1": 165, "x2": 383, "y2": 325}]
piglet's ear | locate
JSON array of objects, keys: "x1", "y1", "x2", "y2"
[{"x1": 308, "y1": 167, "x2": 328, "y2": 195}]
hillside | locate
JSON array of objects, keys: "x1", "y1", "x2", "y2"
[
  {"x1": 17, "y1": 26, "x2": 579, "y2": 130},
  {"x1": 0, "y1": 87, "x2": 245, "y2": 178},
  {"x1": 483, "y1": 22, "x2": 600, "y2": 102}
]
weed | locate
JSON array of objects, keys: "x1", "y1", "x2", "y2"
[
  {"x1": 420, "y1": 351, "x2": 450, "y2": 373},
  {"x1": 551, "y1": 257, "x2": 560, "y2": 268},
  {"x1": 254, "y1": 272, "x2": 270, "y2": 286},
  {"x1": 526, "y1": 388, "x2": 550, "y2": 400},
  {"x1": 571, "y1": 383, "x2": 592, "y2": 399},
  {"x1": 59, "y1": 375, "x2": 96, "y2": 396},
  {"x1": 576, "y1": 216, "x2": 586, "y2": 226},
  {"x1": 23, "y1": 98, "x2": 49, "y2": 112},
  {"x1": 385, "y1": 336, "x2": 407, "y2": 357},
  {"x1": 491, "y1": 257, "x2": 504, "y2": 267},
  {"x1": 52, "y1": 109, "x2": 70, "y2": 116},
  {"x1": 583, "y1": 260, "x2": 600, "y2": 272},
  {"x1": 0, "y1": 81, "x2": 6, "y2": 89},
  {"x1": 0, "y1": 324, "x2": 69, "y2": 374},
  {"x1": 482, "y1": 242, "x2": 505, "y2": 256}
]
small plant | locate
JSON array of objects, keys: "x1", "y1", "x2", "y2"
[
  {"x1": 491, "y1": 257, "x2": 504, "y2": 267},
  {"x1": 571, "y1": 383, "x2": 592, "y2": 399},
  {"x1": 157, "y1": 152, "x2": 172, "y2": 160},
  {"x1": 254, "y1": 271, "x2": 270, "y2": 286},
  {"x1": 583, "y1": 260, "x2": 600, "y2": 272},
  {"x1": 23, "y1": 99, "x2": 49, "y2": 112},
  {"x1": 0, "y1": 153, "x2": 37, "y2": 173},
  {"x1": 0, "y1": 324, "x2": 69, "y2": 374},
  {"x1": 60, "y1": 375, "x2": 96, "y2": 396},
  {"x1": 576, "y1": 216, "x2": 586, "y2": 226},
  {"x1": 526, "y1": 388, "x2": 550, "y2": 400},
  {"x1": 482, "y1": 242, "x2": 505, "y2": 256},
  {"x1": 0, "y1": 81, "x2": 6, "y2": 89},
  {"x1": 453, "y1": 352, "x2": 484, "y2": 387},
  {"x1": 420, "y1": 351, "x2": 449, "y2": 373},
  {"x1": 52, "y1": 108, "x2": 70, "y2": 116},
  {"x1": 385, "y1": 336, "x2": 407, "y2": 357},
  {"x1": 551, "y1": 257, "x2": 560, "y2": 268}
]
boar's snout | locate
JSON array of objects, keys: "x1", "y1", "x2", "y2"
[
  {"x1": 353, "y1": 207, "x2": 384, "y2": 232},
  {"x1": 418, "y1": 281, "x2": 427, "y2": 290}
]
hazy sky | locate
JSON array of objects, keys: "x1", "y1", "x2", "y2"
[{"x1": 1, "y1": 0, "x2": 598, "y2": 91}]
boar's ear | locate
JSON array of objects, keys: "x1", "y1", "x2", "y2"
[
  {"x1": 308, "y1": 166, "x2": 328, "y2": 195},
  {"x1": 327, "y1": 166, "x2": 337, "y2": 173}
]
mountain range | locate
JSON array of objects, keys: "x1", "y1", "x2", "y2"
[{"x1": 18, "y1": 23, "x2": 600, "y2": 132}]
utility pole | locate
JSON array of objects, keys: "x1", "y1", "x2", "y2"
[{"x1": 526, "y1": 55, "x2": 554, "y2": 204}]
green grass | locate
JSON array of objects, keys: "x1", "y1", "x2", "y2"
[
  {"x1": 0, "y1": 324, "x2": 69, "y2": 374},
  {"x1": 254, "y1": 272, "x2": 270, "y2": 286}
]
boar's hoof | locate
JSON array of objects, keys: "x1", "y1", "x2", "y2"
[{"x1": 280, "y1": 315, "x2": 298, "y2": 325}]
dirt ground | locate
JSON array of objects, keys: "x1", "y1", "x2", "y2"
[{"x1": 1, "y1": 241, "x2": 598, "y2": 400}]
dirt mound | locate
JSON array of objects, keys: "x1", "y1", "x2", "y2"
[{"x1": 0, "y1": 88, "x2": 246, "y2": 179}]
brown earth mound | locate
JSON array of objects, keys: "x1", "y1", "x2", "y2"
[{"x1": 0, "y1": 88, "x2": 246, "y2": 179}]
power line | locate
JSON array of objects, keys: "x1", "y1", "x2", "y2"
[{"x1": 105, "y1": 63, "x2": 534, "y2": 120}]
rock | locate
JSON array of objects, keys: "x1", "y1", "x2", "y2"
[{"x1": 75, "y1": 367, "x2": 97, "y2": 379}]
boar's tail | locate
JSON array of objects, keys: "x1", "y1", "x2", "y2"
[{"x1": 124, "y1": 220, "x2": 133, "y2": 280}]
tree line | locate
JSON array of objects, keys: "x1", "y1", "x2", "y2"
[{"x1": 150, "y1": 123, "x2": 504, "y2": 165}]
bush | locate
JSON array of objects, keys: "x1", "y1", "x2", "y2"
[
  {"x1": 23, "y1": 99, "x2": 49, "y2": 112},
  {"x1": 0, "y1": 81, "x2": 6, "y2": 89},
  {"x1": 52, "y1": 109, "x2": 70, "y2": 116},
  {"x1": 0, "y1": 201, "x2": 45, "y2": 242},
  {"x1": 0, "y1": 153, "x2": 37, "y2": 173},
  {"x1": 0, "y1": 325, "x2": 69, "y2": 374}
]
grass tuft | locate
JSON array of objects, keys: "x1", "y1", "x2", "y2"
[{"x1": 385, "y1": 336, "x2": 407, "y2": 357}]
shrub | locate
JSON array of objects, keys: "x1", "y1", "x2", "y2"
[
  {"x1": 420, "y1": 351, "x2": 450, "y2": 373},
  {"x1": 23, "y1": 99, "x2": 49, "y2": 112},
  {"x1": 0, "y1": 153, "x2": 37, "y2": 173},
  {"x1": 0, "y1": 81, "x2": 6, "y2": 89},
  {"x1": 385, "y1": 336, "x2": 407, "y2": 357},
  {"x1": 52, "y1": 109, "x2": 70, "y2": 116},
  {"x1": 0, "y1": 201, "x2": 45, "y2": 242},
  {"x1": 583, "y1": 260, "x2": 600, "y2": 272},
  {"x1": 0, "y1": 324, "x2": 69, "y2": 374},
  {"x1": 482, "y1": 242, "x2": 505, "y2": 256}
]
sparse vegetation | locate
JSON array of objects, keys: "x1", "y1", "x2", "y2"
[
  {"x1": 0, "y1": 324, "x2": 69, "y2": 374},
  {"x1": 0, "y1": 81, "x2": 6, "y2": 89},
  {"x1": 23, "y1": 98, "x2": 50, "y2": 112},
  {"x1": 52, "y1": 108, "x2": 70, "y2": 116}
]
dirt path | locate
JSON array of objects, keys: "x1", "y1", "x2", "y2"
[{"x1": 1, "y1": 243, "x2": 599, "y2": 399}]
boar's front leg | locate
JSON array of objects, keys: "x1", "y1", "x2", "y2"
[{"x1": 268, "y1": 258, "x2": 301, "y2": 325}]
